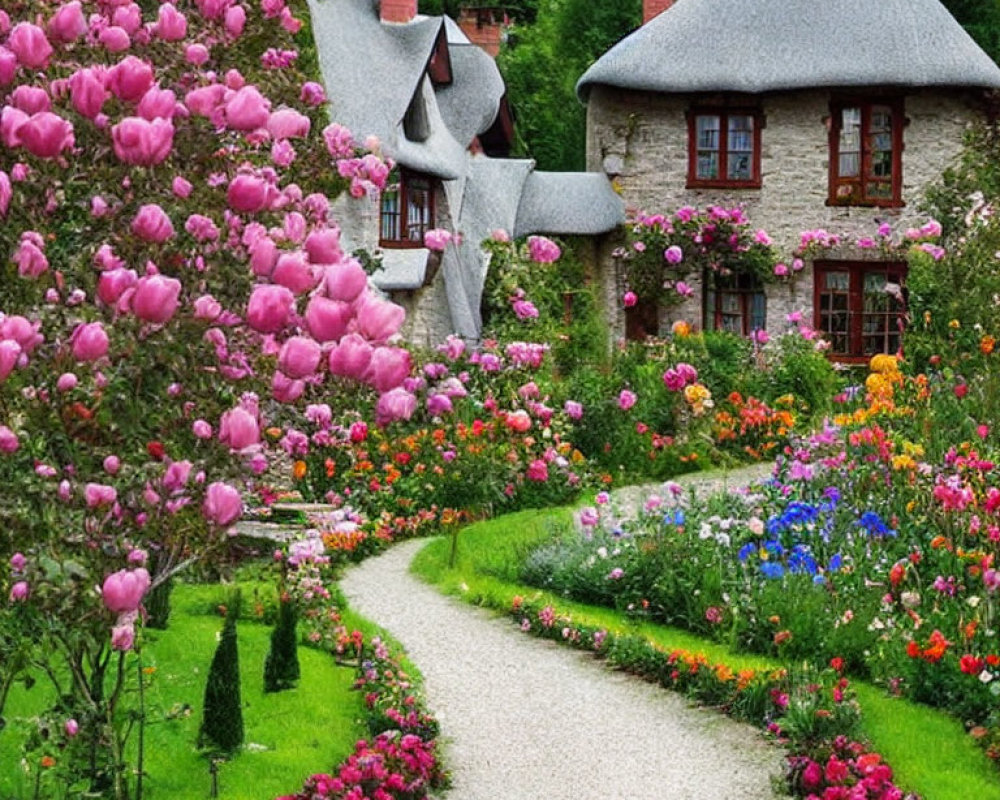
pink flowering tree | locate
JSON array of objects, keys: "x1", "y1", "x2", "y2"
[{"x1": 0, "y1": 0, "x2": 407, "y2": 794}]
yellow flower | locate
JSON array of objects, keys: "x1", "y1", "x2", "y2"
[
  {"x1": 671, "y1": 320, "x2": 691, "y2": 338},
  {"x1": 949, "y1": 319, "x2": 961, "y2": 329},
  {"x1": 869, "y1": 353, "x2": 899, "y2": 375},
  {"x1": 292, "y1": 460, "x2": 307, "y2": 480}
]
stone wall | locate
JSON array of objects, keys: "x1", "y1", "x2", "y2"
[{"x1": 586, "y1": 86, "x2": 983, "y2": 335}]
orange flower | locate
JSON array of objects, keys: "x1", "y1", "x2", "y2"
[
  {"x1": 40, "y1": 756, "x2": 55, "y2": 769},
  {"x1": 981, "y1": 335, "x2": 996, "y2": 355},
  {"x1": 292, "y1": 460, "x2": 307, "y2": 480},
  {"x1": 773, "y1": 630, "x2": 793, "y2": 646}
]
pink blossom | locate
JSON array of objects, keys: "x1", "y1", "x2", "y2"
[
  {"x1": 113, "y1": 5, "x2": 142, "y2": 35},
  {"x1": 48, "y1": 1, "x2": 87, "y2": 44},
  {"x1": 162, "y1": 460, "x2": 192, "y2": 493},
  {"x1": 356, "y1": 296, "x2": 405, "y2": 342},
  {"x1": 218, "y1": 406, "x2": 259, "y2": 450},
  {"x1": 527, "y1": 235, "x2": 561, "y2": 263},
  {"x1": 156, "y1": 3, "x2": 187, "y2": 40},
  {"x1": 325, "y1": 260, "x2": 368, "y2": 302},
  {"x1": 9, "y1": 581, "x2": 29, "y2": 602},
  {"x1": 227, "y1": 174, "x2": 270, "y2": 213},
  {"x1": 375, "y1": 387, "x2": 417, "y2": 426},
  {"x1": 623, "y1": 291, "x2": 637, "y2": 308},
  {"x1": 131, "y1": 275, "x2": 181, "y2": 324},
  {"x1": 304, "y1": 228, "x2": 341, "y2": 263},
  {"x1": 301, "y1": 296, "x2": 349, "y2": 343},
  {"x1": 172, "y1": 176, "x2": 192, "y2": 198},
  {"x1": 664, "y1": 245, "x2": 683, "y2": 264},
  {"x1": 11, "y1": 86, "x2": 50, "y2": 115},
  {"x1": 618, "y1": 389, "x2": 637, "y2": 411},
  {"x1": 99, "y1": 26, "x2": 131, "y2": 52},
  {"x1": 8, "y1": 23, "x2": 52, "y2": 69},
  {"x1": 193, "y1": 294, "x2": 222, "y2": 321},
  {"x1": 137, "y1": 86, "x2": 177, "y2": 121},
  {"x1": 300, "y1": 81, "x2": 326, "y2": 106},
  {"x1": 0, "y1": 106, "x2": 27, "y2": 149},
  {"x1": 111, "y1": 117, "x2": 174, "y2": 166},
  {"x1": 18, "y1": 112, "x2": 73, "y2": 159},
  {"x1": 184, "y1": 84, "x2": 226, "y2": 118},
  {"x1": 424, "y1": 228, "x2": 452, "y2": 251},
  {"x1": 192, "y1": 419, "x2": 213, "y2": 439},
  {"x1": 368, "y1": 346, "x2": 411, "y2": 393},
  {"x1": 69, "y1": 67, "x2": 107, "y2": 118},
  {"x1": 272, "y1": 370, "x2": 305, "y2": 403},
  {"x1": 328, "y1": 334, "x2": 373, "y2": 380},
  {"x1": 98, "y1": 268, "x2": 138, "y2": 306},
  {"x1": 278, "y1": 335, "x2": 322, "y2": 379},
  {"x1": 0, "y1": 341, "x2": 20, "y2": 383},
  {"x1": 110, "y1": 621, "x2": 135, "y2": 651},
  {"x1": 0, "y1": 49, "x2": 15, "y2": 87},
  {"x1": 224, "y1": 4, "x2": 247, "y2": 36},
  {"x1": 184, "y1": 213, "x2": 219, "y2": 241},
  {"x1": 564, "y1": 400, "x2": 583, "y2": 420},
  {"x1": 131, "y1": 204, "x2": 174, "y2": 243},
  {"x1": 184, "y1": 44, "x2": 209, "y2": 66},
  {"x1": 0, "y1": 170, "x2": 10, "y2": 218},
  {"x1": 322, "y1": 122, "x2": 354, "y2": 158},
  {"x1": 272, "y1": 251, "x2": 318, "y2": 294},
  {"x1": 675, "y1": 281, "x2": 693, "y2": 298},
  {"x1": 753, "y1": 329, "x2": 770, "y2": 345},
  {"x1": 107, "y1": 57, "x2": 154, "y2": 103},
  {"x1": 225, "y1": 86, "x2": 270, "y2": 131},
  {"x1": 85, "y1": 483, "x2": 117, "y2": 508},
  {"x1": 65, "y1": 719, "x2": 79, "y2": 737},
  {"x1": 0, "y1": 425, "x2": 19, "y2": 453},
  {"x1": 526, "y1": 459, "x2": 549, "y2": 482},
  {"x1": 774, "y1": 263, "x2": 789, "y2": 277},
  {"x1": 14, "y1": 237, "x2": 48, "y2": 278},
  {"x1": 71, "y1": 322, "x2": 109, "y2": 362},
  {"x1": 267, "y1": 108, "x2": 310, "y2": 139},
  {"x1": 512, "y1": 299, "x2": 538, "y2": 320},
  {"x1": 103, "y1": 455, "x2": 121, "y2": 475},
  {"x1": 203, "y1": 482, "x2": 242, "y2": 527}
]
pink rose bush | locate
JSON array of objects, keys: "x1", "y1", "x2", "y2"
[{"x1": 0, "y1": 0, "x2": 404, "y2": 793}]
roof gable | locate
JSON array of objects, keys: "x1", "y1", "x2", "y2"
[{"x1": 577, "y1": 0, "x2": 1000, "y2": 100}]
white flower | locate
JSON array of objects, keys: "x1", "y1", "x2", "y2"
[{"x1": 980, "y1": 669, "x2": 993, "y2": 684}]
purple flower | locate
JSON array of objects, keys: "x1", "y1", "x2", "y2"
[{"x1": 664, "y1": 245, "x2": 683, "y2": 264}]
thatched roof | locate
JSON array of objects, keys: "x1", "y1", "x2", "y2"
[{"x1": 578, "y1": 0, "x2": 1000, "y2": 100}]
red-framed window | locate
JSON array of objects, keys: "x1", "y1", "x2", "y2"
[
  {"x1": 380, "y1": 171, "x2": 436, "y2": 248},
  {"x1": 814, "y1": 261, "x2": 907, "y2": 360},
  {"x1": 687, "y1": 108, "x2": 762, "y2": 189},
  {"x1": 828, "y1": 99, "x2": 904, "y2": 207},
  {"x1": 704, "y1": 272, "x2": 766, "y2": 336}
]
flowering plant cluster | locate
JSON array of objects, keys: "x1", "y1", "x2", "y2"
[
  {"x1": 279, "y1": 634, "x2": 446, "y2": 800},
  {"x1": 0, "y1": 0, "x2": 413, "y2": 792},
  {"x1": 612, "y1": 206, "x2": 778, "y2": 306}
]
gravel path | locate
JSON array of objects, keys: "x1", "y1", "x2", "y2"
[{"x1": 340, "y1": 466, "x2": 784, "y2": 800}]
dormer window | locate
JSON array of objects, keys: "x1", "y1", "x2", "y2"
[
  {"x1": 380, "y1": 170, "x2": 436, "y2": 248},
  {"x1": 828, "y1": 99, "x2": 904, "y2": 207},
  {"x1": 687, "y1": 107, "x2": 762, "y2": 189}
]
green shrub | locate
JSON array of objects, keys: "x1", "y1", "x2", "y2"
[
  {"x1": 263, "y1": 598, "x2": 301, "y2": 693},
  {"x1": 199, "y1": 593, "x2": 244, "y2": 755}
]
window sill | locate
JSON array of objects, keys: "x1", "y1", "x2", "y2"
[
  {"x1": 687, "y1": 179, "x2": 762, "y2": 190},
  {"x1": 379, "y1": 240, "x2": 427, "y2": 250},
  {"x1": 825, "y1": 198, "x2": 905, "y2": 209}
]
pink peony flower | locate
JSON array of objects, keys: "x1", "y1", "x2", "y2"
[
  {"x1": 424, "y1": 228, "x2": 452, "y2": 252},
  {"x1": 300, "y1": 81, "x2": 326, "y2": 106},
  {"x1": 71, "y1": 322, "x2": 109, "y2": 362},
  {"x1": 156, "y1": 3, "x2": 188, "y2": 40},
  {"x1": 131, "y1": 275, "x2": 182, "y2": 324},
  {"x1": 304, "y1": 228, "x2": 341, "y2": 263},
  {"x1": 227, "y1": 173, "x2": 270, "y2": 213},
  {"x1": 98, "y1": 26, "x2": 131, "y2": 52},
  {"x1": 526, "y1": 459, "x2": 548, "y2": 482},
  {"x1": 375, "y1": 388, "x2": 417, "y2": 426},
  {"x1": 203, "y1": 482, "x2": 242, "y2": 527},
  {"x1": 664, "y1": 245, "x2": 683, "y2": 264},
  {"x1": 48, "y1": 1, "x2": 87, "y2": 44},
  {"x1": 218, "y1": 406, "x2": 259, "y2": 450},
  {"x1": 0, "y1": 170, "x2": 10, "y2": 218},
  {"x1": 97, "y1": 268, "x2": 138, "y2": 306},
  {"x1": 18, "y1": 112, "x2": 73, "y2": 159},
  {"x1": 305, "y1": 295, "x2": 351, "y2": 342},
  {"x1": 272, "y1": 251, "x2": 318, "y2": 295},
  {"x1": 0, "y1": 425, "x2": 19, "y2": 453},
  {"x1": 675, "y1": 281, "x2": 694, "y2": 298},
  {"x1": 65, "y1": 719, "x2": 79, "y2": 737},
  {"x1": 623, "y1": 291, "x2": 637, "y2": 308},
  {"x1": 184, "y1": 84, "x2": 226, "y2": 118},
  {"x1": 246, "y1": 284, "x2": 295, "y2": 333},
  {"x1": 277, "y1": 335, "x2": 322, "y2": 379},
  {"x1": 192, "y1": 419, "x2": 213, "y2": 439},
  {"x1": 184, "y1": 44, "x2": 209, "y2": 66},
  {"x1": 225, "y1": 86, "x2": 270, "y2": 131},
  {"x1": 107, "y1": 57, "x2": 154, "y2": 103},
  {"x1": 564, "y1": 400, "x2": 583, "y2": 420},
  {"x1": 356, "y1": 296, "x2": 405, "y2": 342},
  {"x1": 324, "y1": 260, "x2": 368, "y2": 302},
  {"x1": 103, "y1": 455, "x2": 121, "y2": 475},
  {"x1": 368, "y1": 346, "x2": 411, "y2": 393},
  {"x1": 137, "y1": 86, "x2": 178, "y2": 121},
  {"x1": 224, "y1": 4, "x2": 247, "y2": 36},
  {"x1": 527, "y1": 235, "x2": 561, "y2": 263},
  {"x1": 69, "y1": 67, "x2": 107, "y2": 118},
  {"x1": 11, "y1": 86, "x2": 50, "y2": 114},
  {"x1": 328, "y1": 334, "x2": 373, "y2": 381},
  {"x1": 9, "y1": 581, "x2": 29, "y2": 602},
  {"x1": 131, "y1": 204, "x2": 174, "y2": 243},
  {"x1": 110, "y1": 622, "x2": 135, "y2": 651},
  {"x1": 271, "y1": 371, "x2": 305, "y2": 403},
  {"x1": 111, "y1": 117, "x2": 174, "y2": 166},
  {"x1": 267, "y1": 108, "x2": 310, "y2": 139},
  {"x1": 618, "y1": 389, "x2": 637, "y2": 411},
  {"x1": 56, "y1": 372, "x2": 77, "y2": 392},
  {"x1": 85, "y1": 483, "x2": 117, "y2": 508},
  {"x1": 8, "y1": 23, "x2": 52, "y2": 69},
  {"x1": 13, "y1": 237, "x2": 48, "y2": 278},
  {"x1": 0, "y1": 49, "x2": 15, "y2": 87},
  {"x1": 193, "y1": 294, "x2": 222, "y2": 322}
]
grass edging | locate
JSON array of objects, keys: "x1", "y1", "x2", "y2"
[{"x1": 411, "y1": 508, "x2": 1000, "y2": 800}]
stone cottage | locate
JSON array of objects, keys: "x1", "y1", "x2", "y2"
[
  {"x1": 308, "y1": 0, "x2": 624, "y2": 345},
  {"x1": 578, "y1": 0, "x2": 1000, "y2": 359}
]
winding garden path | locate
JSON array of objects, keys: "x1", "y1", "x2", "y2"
[{"x1": 340, "y1": 464, "x2": 784, "y2": 800}]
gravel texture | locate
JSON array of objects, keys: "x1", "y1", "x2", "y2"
[{"x1": 340, "y1": 463, "x2": 784, "y2": 800}]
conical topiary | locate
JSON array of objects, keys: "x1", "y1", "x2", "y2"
[
  {"x1": 263, "y1": 597, "x2": 300, "y2": 693},
  {"x1": 199, "y1": 591, "x2": 244, "y2": 755}
]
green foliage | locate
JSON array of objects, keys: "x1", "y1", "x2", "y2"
[
  {"x1": 419, "y1": 0, "x2": 540, "y2": 23},
  {"x1": 200, "y1": 593, "x2": 244, "y2": 755},
  {"x1": 263, "y1": 599, "x2": 301, "y2": 693},
  {"x1": 941, "y1": 0, "x2": 1000, "y2": 64},
  {"x1": 498, "y1": 0, "x2": 641, "y2": 170}
]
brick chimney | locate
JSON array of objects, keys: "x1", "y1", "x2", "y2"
[
  {"x1": 457, "y1": 6, "x2": 505, "y2": 58},
  {"x1": 643, "y1": 0, "x2": 674, "y2": 24},
  {"x1": 381, "y1": 0, "x2": 417, "y2": 24}
]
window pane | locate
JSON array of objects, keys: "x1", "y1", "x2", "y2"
[
  {"x1": 405, "y1": 182, "x2": 432, "y2": 241},
  {"x1": 839, "y1": 107, "x2": 861, "y2": 177},
  {"x1": 727, "y1": 115, "x2": 753, "y2": 151},
  {"x1": 697, "y1": 151, "x2": 719, "y2": 180},
  {"x1": 380, "y1": 190, "x2": 400, "y2": 240},
  {"x1": 750, "y1": 293, "x2": 766, "y2": 331},
  {"x1": 696, "y1": 115, "x2": 720, "y2": 150},
  {"x1": 824, "y1": 271, "x2": 849, "y2": 291},
  {"x1": 728, "y1": 152, "x2": 752, "y2": 181}
]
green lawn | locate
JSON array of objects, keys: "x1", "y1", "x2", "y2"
[
  {"x1": 412, "y1": 509, "x2": 1000, "y2": 800},
  {"x1": 0, "y1": 583, "x2": 364, "y2": 800}
]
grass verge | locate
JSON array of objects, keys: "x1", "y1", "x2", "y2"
[
  {"x1": 412, "y1": 509, "x2": 1000, "y2": 800},
  {"x1": 1, "y1": 582, "x2": 365, "y2": 800}
]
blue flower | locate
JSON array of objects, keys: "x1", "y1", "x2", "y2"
[
  {"x1": 663, "y1": 509, "x2": 685, "y2": 527},
  {"x1": 738, "y1": 542, "x2": 756, "y2": 562},
  {"x1": 760, "y1": 562, "x2": 785, "y2": 579},
  {"x1": 856, "y1": 511, "x2": 896, "y2": 537},
  {"x1": 828, "y1": 553, "x2": 843, "y2": 572},
  {"x1": 788, "y1": 544, "x2": 818, "y2": 575}
]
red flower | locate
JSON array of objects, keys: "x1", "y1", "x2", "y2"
[
  {"x1": 960, "y1": 654, "x2": 985, "y2": 675},
  {"x1": 829, "y1": 657, "x2": 844, "y2": 673},
  {"x1": 146, "y1": 440, "x2": 165, "y2": 460},
  {"x1": 955, "y1": 382, "x2": 968, "y2": 399}
]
